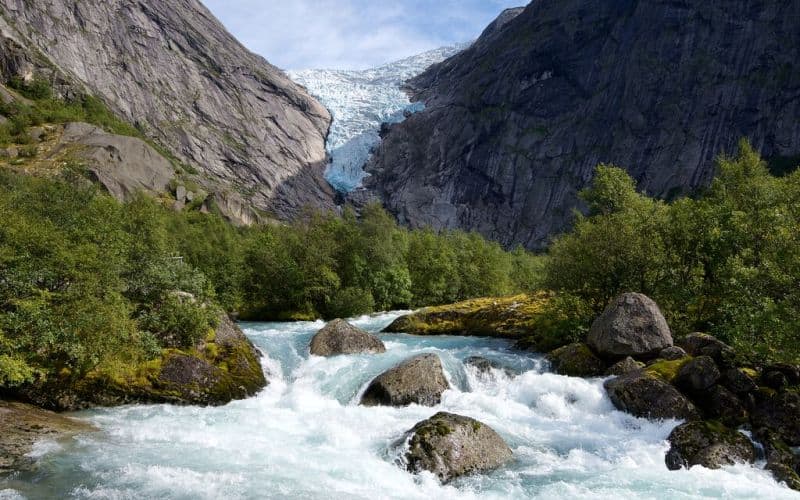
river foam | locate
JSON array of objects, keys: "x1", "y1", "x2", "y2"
[{"x1": 1, "y1": 312, "x2": 796, "y2": 499}]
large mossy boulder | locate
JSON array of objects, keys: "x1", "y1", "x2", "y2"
[
  {"x1": 547, "y1": 343, "x2": 606, "y2": 377},
  {"x1": 587, "y1": 293, "x2": 673, "y2": 359},
  {"x1": 665, "y1": 421, "x2": 756, "y2": 470},
  {"x1": 604, "y1": 370, "x2": 700, "y2": 421},
  {"x1": 13, "y1": 314, "x2": 267, "y2": 410},
  {"x1": 403, "y1": 412, "x2": 512, "y2": 482},
  {"x1": 309, "y1": 319, "x2": 386, "y2": 356},
  {"x1": 361, "y1": 354, "x2": 449, "y2": 407}
]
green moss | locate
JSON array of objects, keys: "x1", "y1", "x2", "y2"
[
  {"x1": 385, "y1": 293, "x2": 552, "y2": 338},
  {"x1": 645, "y1": 357, "x2": 693, "y2": 383},
  {"x1": 471, "y1": 421, "x2": 482, "y2": 432}
]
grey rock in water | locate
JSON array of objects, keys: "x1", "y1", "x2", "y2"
[
  {"x1": 0, "y1": 401, "x2": 93, "y2": 474},
  {"x1": 0, "y1": 0, "x2": 334, "y2": 224},
  {"x1": 665, "y1": 421, "x2": 755, "y2": 470},
  {"x1": 403, "y1": 411, "x2": 512, "y2": 482},
  {"x1": 361, "y1": 354, "x2": 449, "y2": 407},
  {"x1": 309, "y1": 319, "x2": 386, "y2": 356},
  {"x1": 587, "y1": 293, "x2": 673, "y2": 359},
  {"x1": 361, "y1": 0, "x2": 800, "y2": 249},
  {"x1": 604, "y1": 371, "x2": 700, "y2": 421}
]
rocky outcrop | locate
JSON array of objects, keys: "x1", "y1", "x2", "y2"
[
  {"x1": 751, "y1": 390, "x2": 800, "y2": 446},
  {"x1": 383, "y1": 293, "x2": 550, "y2": 341},
  {"x1": 402, "y1": 412, "x2": 512, "y2": 482},
  {"x1": 0, "y1": 400, "x2": 93, "y2": 474},
  {"x1": 0, "y1": 0, "x2": 334, "y2": 223},
  {"x1": 309, "y1": 319, "x2": 386, "y2": 356},
  {"x1": 587, "y1": 293, "x2": 673, "y2": 359},
  {"x1": 360, "y1": 354, "x2": 449, "y2": 407},
  {"x1": 362, "y1": 0, "x2": 800, "y2": 249},
  {"x1": 547, "y1": 343, "x2": 605, "y2": 377},
  {"x1": 57, "y1": 122, "x2": 174, "y2": 201},
  {"x1": 604, "y1": 370, "x2": 700, "y2": 421},
  {"x1": 665, "y1": 421, "x2": 755, "y2": 470},
  {"x1": 13, "y1": 314, "x2": 266, "y2": 410},
  {"x1": 678, "y1": 333, "x2": 736, "y2": 368}
]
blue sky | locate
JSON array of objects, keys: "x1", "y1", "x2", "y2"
[{"x1": 203, "y1": 0, "x2": 527, "y2": 70}]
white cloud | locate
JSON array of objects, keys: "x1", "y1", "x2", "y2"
[{"x1": 203, "y1": 0, "x2": 527, "y2": 70}]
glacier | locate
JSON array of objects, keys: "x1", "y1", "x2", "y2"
[{"x1": 288, "y1": 44, "x2": 469, "y2": 193}]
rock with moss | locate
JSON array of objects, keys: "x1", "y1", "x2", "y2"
[
  {"x1": 361, "y1": 354, "x2": 449, "y2": 407},
  {"x1": 13, "y1": 314, "x2": 266, "y2": 410},
  {"x1": 383, "y1": 293, "x2": 550, "y2": 338},
  {"x1": 751, "y1": 390, "x2": 800, "y2": 446},
  {"x1": 665, "y1": 421, "x2": 755, "y2": 470},
  {"x1": 547, "y1": 343, "x2": 606, "y2": 377},
  {"x1": 604, "y1": 370, "x2": 700, "y2": 421},
  {"x1": 402, "y1": 412, "x2": 512, "y2": 482},
  {"x1": 675, "y1": 356, "x2": 721, "y2": 392},
  {"x1": 695, "y1": 385, "x2": 748, "y2": 427},
  {"x1": 0, "y1": 400, "x2": 93, "y2": 474},
  {"x1": 309, "y1": 319, "x2": 386, "y2": 356},
  {"x1": 606, "y1": 357, "x2": 645, "y2": 376},
  {"x1": 722, "y1": 368, "x2": 758, "y2": 395},
  {"x1": 587, "y1": 293, "x2": 673, "y2": 359},
  {"x1": 660, "y1": 346, "x2": 688, "y2": 361},
  {"x1": 755, "y1": 428, "x2": 800, "y2": 491},
  {"x1": 678, "y1": 333, "x2": 736, "y2": 368}
]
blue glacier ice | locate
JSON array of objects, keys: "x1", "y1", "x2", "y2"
[{"x1": 289, "y1": 44, "x2": 469, "y2": 193}]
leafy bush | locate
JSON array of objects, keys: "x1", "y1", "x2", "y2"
[{"x1": 545, "y1": 140, "x2": 800, "y2": 362}]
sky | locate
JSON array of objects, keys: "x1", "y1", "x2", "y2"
[{"x1": 203, "y1": 0, "x2": 527, "y2": 70}]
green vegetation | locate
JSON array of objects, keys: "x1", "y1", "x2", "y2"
[
  {"x1": 0, "y1": 77, "x2": 140, "y2": 148},
  {"x1": 0, "y1": 169, "x2": 540, "y2": 389},
  {"x1": 544, "y1": 140, "x2": 800, "y2": 363}
]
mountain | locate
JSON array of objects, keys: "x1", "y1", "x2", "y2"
[
  {"x1": 288, "y1": 44, "x2": 468, "y2": 192},
  {"x1": 0, "y1": 0, "x2": 334, "y2": 224},
  {"x1": 363, "y1": 2, "x2": 800, "y2": 249}
]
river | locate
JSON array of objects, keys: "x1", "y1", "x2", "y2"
[{"x1": 0, "y1": 312, "x2": 794, "y2": 499}]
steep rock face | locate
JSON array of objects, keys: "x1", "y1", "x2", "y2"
[
  {"x1": 0, "y1": 0, "x2": 334, "y2": 223},
  {"x1": 364, "y1": 0, "x2": 800, "y2": 249}
]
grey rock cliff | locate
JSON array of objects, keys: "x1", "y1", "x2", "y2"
[
  {"x1": 364, "y1": 0, "x2": 800, "y2": 249},
  {"x1": 0, "y1": 0, "x2": 335, "y2": 223}
]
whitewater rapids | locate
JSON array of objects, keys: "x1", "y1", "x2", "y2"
[{"x1": 1, "y1": 312, "x2": 795, "y2": 499}]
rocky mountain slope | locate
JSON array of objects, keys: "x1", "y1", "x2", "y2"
[
  {"x1": 0, "y1": 0, "x2": 334, "y2": 223},
  {"x1": 363, "y1": 2, "x2": 800, "y2": 249}
]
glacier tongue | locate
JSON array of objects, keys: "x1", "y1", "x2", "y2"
[{"x1": 288, "y1": 44, "x2": 468, "y2": 193}]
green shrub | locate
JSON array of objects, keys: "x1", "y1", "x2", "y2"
[{"x1": 324, "y1": 287, "x2": 375, "y2": 319}]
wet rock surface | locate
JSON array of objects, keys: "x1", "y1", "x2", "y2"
[
  {"x1": 361, "y1": 354, "x2": 449, "y2": 407},
  {"x1": 403, "y1": 411, "x2": 512, "y2": 482},
  {"x1": 309, "y1": 319, "x2": 386, "y2": 356}
]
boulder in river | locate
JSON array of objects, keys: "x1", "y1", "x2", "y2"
[
  {"x1": 403, "y1": 411, "x2": 512, "y2": 482},
  {"x1": 309, "y1": 319, "x2": 386, "y2": 356},
  {"x1": 751, "y1": 390, "x2": 800, "y2": 446},
  {"x1": 547, "y1": 343, "x2": 605, "y2": 377},
  {"x1": 665, "y1": 421, "x2": 755, "y2": 470},
  {"x1": 0, "y1": 400, "x2": 94, "y2": 474},
  {"x1": 604, "y1": 370, "x2": 700, "y2": 421},
  {"x1": 587, "y1": 293, "x2": 673, "y2": 359},
  {"x1": 361, "y1": 354, "x2": 449, "y2": 407}
]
